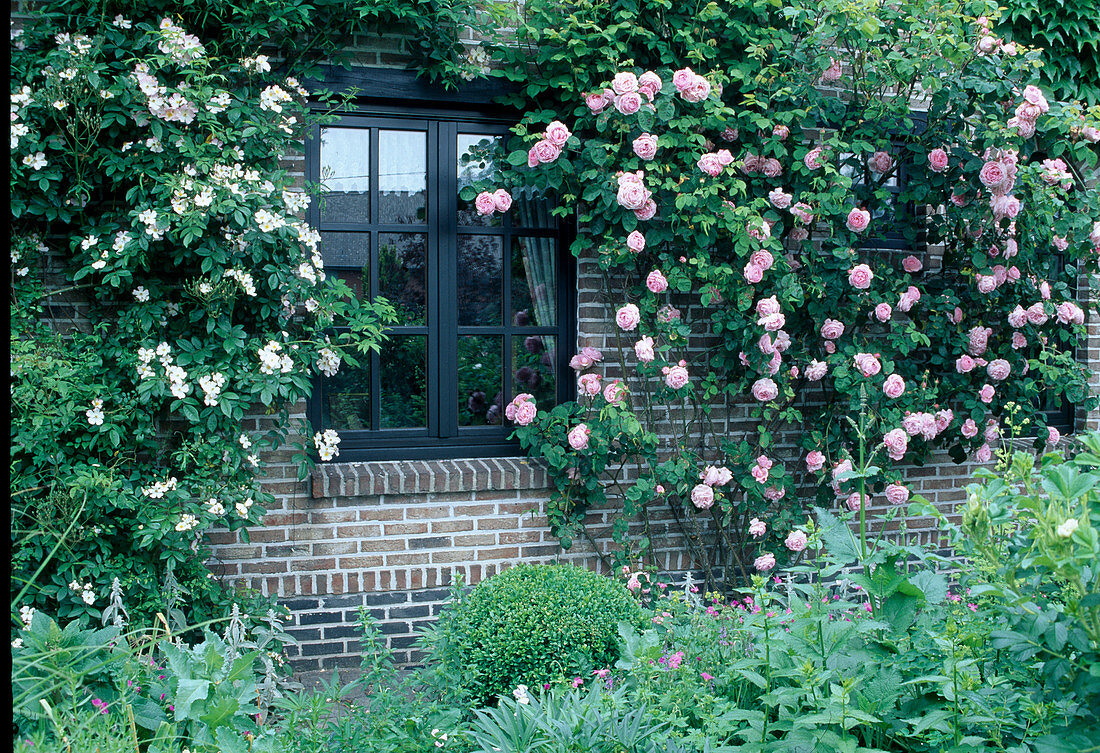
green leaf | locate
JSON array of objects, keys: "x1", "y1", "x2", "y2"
[{"x1": 173, "y1": 678, "x2": 210, "y2": 721}]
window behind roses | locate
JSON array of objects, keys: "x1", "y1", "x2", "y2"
[{"x1": 307, "y1": 111, "x2": 575, "y2": 460}]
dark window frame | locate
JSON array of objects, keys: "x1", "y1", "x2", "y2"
[{"x1": 305, "y1": 102, "x2": 577, "y2": 461}]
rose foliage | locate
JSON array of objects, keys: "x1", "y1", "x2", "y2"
[{"x1": 481, "y1": 0, "x2": 1100, "y2": 586}]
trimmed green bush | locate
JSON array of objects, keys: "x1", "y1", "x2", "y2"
[{"x1": 441, "y1": 564, "x2": 643, "y2": 705}]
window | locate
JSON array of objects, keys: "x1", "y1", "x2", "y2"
[{"x1": 307, "y1": 111, "x2": 575, "y2": 460}]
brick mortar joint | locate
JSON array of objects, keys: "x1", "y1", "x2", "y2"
[{"x1": 310, "y1": 456, "x2": 551, "y2": 498}]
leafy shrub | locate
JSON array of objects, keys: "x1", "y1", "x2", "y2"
[{"x1": 439, "y1": 564, "x2": 643, "y2": 705}]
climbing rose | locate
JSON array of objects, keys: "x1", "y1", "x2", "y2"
[
  {"x1": 492, "y1": 189, "x2": 512, "y2": 212},
  {"x1": 768, "y1": 188, "x2": 792, "y2": 209},
  {"x1": 806, "y1": 450, "x2": 826, "y2": 472},
  {"x1": 646, "y1": 270, "x2": 668, "y2": 293},
  {"x1": 870, "y1": 150, "x2": 893, "y2": 173},
  {"x1": 978, "y1": 384, "x2": 996, "y2": 403},
  {"x1": 885, "y1": 484, "x2": 910, "y2": 505},
  {"x1": 883, "y1": 374, "x2": 905, "y2": 398},
  {"x1": 846, "y1": 208, "x2": 871, "y2": 233},
  {"x1": 664, "y1": 363, "x2": 689, "y2": 389},
  {"x1": 1047, "y1": 426, "x2": 1061, "y2": 446},
  {"x1": 626, "y1": 230, "x2": 646, "y2": 253},
  {"x1": 691, "y1": 483, "x2": 715, "y2": 510},
  {"x1": 820, "y1": 319, "x2": 845, "y2": 340},
  {"x1": 975, "y1": 443, "x2": 993, "y2": 463},
  {"x1": 902, "y1": 255, "x2": 923, "y2": 273},
  {"x1": 846, "y1": 492, "x2": 869, "y2": 511},
  {"x1": 785, "y1": 530, "x2": 808, "y2": 552},
  {"x1": 804, "y1": 147, "x2": 824, "y2": 170},
  {"x1": 986, "y1": 359, "x2": 1011, "y2": 381},
  {"x1": 616, "y1": 304, "x2": 641, "y2": 331},
  {"x1": 474, "y1": 192, "x2": 495, "y2": 215},
  {"x1": 848, "y1": 264, "x2": 873, "y2": 289},
  {"x1": 752, "y1": 378, "x2": 779, "y2": 402},
  {"x1": 634, "y1": 336, "x2": 655, "y2": 362},
  {"x1": 883, "y1": 428, "x2": 908, "y2": 461},
  {"x1": 633, "y1": 133, "x2": 658, "y2": 160},
  {"x1": 805, "y1": 360, "x2": 827, "y2": 381},
  {"x1": 875, "y1": 303, "x2": 893, "y2": 322},
  {"x1": 754, "y1": 553, "x2": 776, "y2": 571},
  {"x1": 544, "y1": 120, "x2": 571, "y2": 146},
  {"x1": 749, "y1": 518, "x2": 767, "y2": 537},
  {"x1": 611, "y1": 71, "x2": 639, "y2": 94},
  {"x1": 853, "y1": 353, "x2": 881, "y2": 377},
  {"x1": 603, "y1": 380, "x2": 627, "y2": 405},
  {"x1": 567, "y1": 424, "x2": 590, "y2": 450},
  {"x1": 928, "y1": 148, "x2": 949, "y2": 172},
  {"x1": 961, "y1": 419, "x2": 979, "y2": 438}
]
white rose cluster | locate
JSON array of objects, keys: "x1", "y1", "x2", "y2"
[
  {"x1": 206, "y1": 498, "x2": 225, "y2": 515},
  {"x1": 258, "y1": 341, "x2": 293, "y2": 375},
  {"x1": 225, "y1": 268, "x2": 257, "y2": 296},
  {"x1": 175, "y1": 513, "x2": 199, "y2": 532},
  {"x1": 141, "y1": 475, "x2": 178, "y2": 498},
  {"x1": 259, "y1": 84, "x2": 292, "y2": 113},
  {"x1": 317, "y1": 346, "x2": 340, "y2": 377},
  {"x1": 156, "y1": 18, "x2": 206, "y2": 64},
  {"x1": 313, "y1": 429, "x2": 340, "y2": 461},
  {"x1": 86, "y1": 398, "x2": 104, "y2": 426},
  {"x1": 198, "y1": 372, "x2": 226, "y2": 406},
  {"x1": 69, "y1": 580, "x2": 96, "y2": 605}
]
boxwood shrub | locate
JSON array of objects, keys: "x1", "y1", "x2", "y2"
[{"x1": 441, "y1": 563, "x2": 643, "y2": 705}]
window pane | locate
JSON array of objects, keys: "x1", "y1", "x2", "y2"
[
  {"x1": 511, "y1": 185, "x2": 557, "y2": 228},
  {"x1": 512, "y1": 236, "x2": 557, "y2": 327},
  {"x1": 379, "y1": 232, "x2": 426, "y2": 325},
  {"x1": 320, "y1": 127, "x2": 370, "y2": 223},
  {"x1": 513, "y1": 335, "x2": 557, "y2": 411},
  {"x1": 380, "y1": 336, "x2": 427, "y2": 429},
  {"x1": 322, "y1": 361, "x2": 371, "y2": 431},
  {"x1": 458, "y1": 336, "x2": 503, "y2": 426},
  {"x1": 457, "y1": 235, "x2": 503, "y2": 325},
  {"x1": 379, "y1": 130, "x2": 426, "y2": 224},
  {"x1": 321, "y1": 232, "x2": 370, "y2": 267},
  {"x1": 458, "y1": 134, "x2": 502, "y2": 227}
]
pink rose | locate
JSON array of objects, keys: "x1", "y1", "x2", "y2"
[
  {"x1": 756, "y1": 295, "x2": 781, "y2": 318},
  {"x1": 979, "y1": 161, "x2": 1008, "y2": 191},
  {"x1": 853, "y1": 352, "x2": 881, "y2": 377},
  {"x1": 1056, "y1": 301, "x2": 1084, "y2": 325},
  {"x1": 874, "y1": 303, "x2": 893, "y2": 322},
  {"x1": 956, "y1": 355, "x2": 976, "y2": 373},
  {"x1": 752, "y1": 378, "x2": 779, "y2": 402},
  {"x1": 585, "y1": 91, "x2": 609, "y2": 113},
  {"x1": 514, "y1": 401, "x2": 537, "y2": 426},
  {"x1": 805, "y1": 360, "x2": 827, "y2": 381},
  {"x1": 986, "y1": 359, "x2": 1010, "y2": 381},
  {"x1": 492, "y1": 189, "x2": 512, "y2": 212},
  {"x1": 474, "y1": 191, "x2": 496, "y2": 215},
  {"x1": 785, "y1": 530, "x2": 808, "y2": 552},
  {"x1": 751, "y1": 464, "x2": 769, "y2": 484},
  {"x1": 698, "y1": 153, "x2": 723, "y2": 177},
  {"x1": 611, "y1": 71, "x2": 639, "y2": 95},
  {"x1": 883, "y1": 374, "x2": 905, "y2": 398},
  {"x1": 626, "y1": 230, "x2": 646, "y2": 253},
  {"x1": 928, "y1": 148, "x2": 949, "y2": 172},
  {"x1": 634, "y1": 198, "x2": 657, "y2": 221},
  {"x1": 701, "y1": 465, "x2": 733, "y2": 487},
  {"x1": 975, "y1": 443, "x2": 992, "y2": 463},
  {"x1": 806, "y1": 451, "x2": 826, "y2": 472},
  {"x1": 567, "y1": 423, "x2": 590, "y2": 450},
  {"x1": 691, "y1": 483, "x2": 715, "y2": 510},
  {"x1": 822, "y1": 57, "x2": 842, "y2": 82},
  {"x1": 762, "y1": 158, "x2": 782, "y2": 178},
  {"x1": 768, "y1": 188, "x2": 792, "y2": 209},
  {"x1": 883, "y1": 428, "x2": 908, "y2": 461},
  {"x1": 646, "y1": 270, "x2": 668, "y2": 293},
  {"x1": 978, "y1": 384, "x2": 995, "y2": 404},
  {"x1": 614, "y1": 92, "x2": 642, "y2": 115},
  {"x1": 967, "y1": 326, "x2": 992, "y2": 356},
  {"x1": 773, "y1": 124, "x2": 790, "y2": 140},
  {"x1": 544, "y1": 120, "x2": 572, "y2": 147},
  {"x1": 885, "y1": 484, "x2": 909, "y2": 505},
  {"x1": 717, "y1": 149, "x2": 734, "y2": 166},
  {"x1": 1047, "y1": 426, "x2": 1061, "y2": 446},
  {"x1": 848, "y1": 264, "x2": 873, "y2": 290},
  {"x1": 634, "y1": 336, "x2": 655, "y2": 362},
  {"x1": 1026, "y1": 302, "x2": 1048, "y2": 325},
  {"x1": 870, "y1": 150, "x2": 894, "y2": 174},
  {"x1": 820, "y1": 319, "x2": 845, "y2": 340},
  {"x1": 633, "y1": 133, "x2": 658, "y2": 160},
  {"x1": 790, "y1": 202, "x2": 814, "y2": 224},
  {"x1": 743, "y1": 263, "x2": 764, "y2": 284},
  {"x1": 680, "y1": 76, "x2": 711, "y2": 103},
  {"x1": 577, "y1": 372, "x2": 601, "y2": 396},
  {"x1": 960, "y1": 419, "x2": 978, "y2": 438},
  {"x1": 902, "y1": 255, "x2": 923, "y2": 273},
  {"x1": 616, "y1": 303, "x2": 641, "y2": 331},
  {"x1": 846, "y1": 492, "x2": 869, "y2": 512},
  {"x1": 990, "y1": 194, "x2": 1021, "y2": 220},
  {"x1": 846, "y1": 208, "x2": 871, "y2": 233},
  {"x1": 638, "y1": 71, "x2": 662, "y2": 98},
  {"x1": 664, "y1": 363, "x2": 689, "y2": 389},
  {"x1": 749, "y1": 518, "x2": 767, "y2": 537},
  {"x1": 754, "y1": 553, "x2": 777, "y2": 571},
  {"x1": 764, "y1": 485, "x2": 786, "y2": 502},
  {"x1": 532, "y1": 139, "x2": 562, "y2": 164},
  {"x1": 1011, "y1": 332, "x2": 1027, "y2": 349},
  {"x1": 672, "y1": 68, "x2": 695, "y2": 91},
  {"x1": 804, "y1": 147, "x2": 824, "y2": 170},
  {"x1": 750, "y1": 250, "x2": 774, "y2": 271},
  {"x1": 616, "y1": 181, "x2": 650, "y2": 210}
]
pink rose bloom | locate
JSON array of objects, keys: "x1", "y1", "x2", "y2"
[
  {"x1": 1007, "y1": 305, "x2": 1027, "y2": 328},
  {"x1": 616, "y1": 303, "x2": 641, "y2": 331},
  {"x1": 527, "y1": 148, "x2": 539, "y2": 168},
  {"x1": 638, "y1": 71, "x2": 662, "y2": 97},
  {"x1": 750, "y1": 250, "x2": 774, "y2": 271},
  {"x1": 991, "y1": 194, "x2": 1021, "y2": 220},
  {"x1": 633, "y1": 133, "x2": 658, "y2": 160},
  {"x1": 616, "y1": 181, "x2": 650, "y2": 210},
  {"x1": 773, "y1": 124, "x2": 790, "y2": 140},
  {"x1": 975, "y1": 443, "x2": 993, "y2": 463},
  {"x1": 798, "y1": 450, "x2": 825, "y2": 474},
  {"x1": 790, "y1": 202, "x2": 814, "y2": 224},
  {"x1": 768, "y1": 188, "x2": 792, "y2": 209},
  {"x1": 979, "y1": 161, "x2": 1008, "y2": 191},
  {"x1": 698, "y1": 153, "x2": 723, "y2": 177},
  {"x1": 691, "y1": 483, "x2": 715, "y2": 510},
  {"x1": 717, "y1": 149, "x2": 734, "y2": 166},
  {"x1": 721, "y1": 127, "x2": 739, "y2": 141},
  {"x1": 614, "y1": 92, "x2": 642, "y2": 115},
  {"x1": 759, "y1": 313, "x2": 785, "y2": 332},
  {"x1": 671, "y1": 67, "x2": 694, "y2": 90},
  {"x1": 585, "y1": 91, "x2": 609, "y2": 113},
  {"x1": 848, "y1": 264, "x2": 873, "y2": 290},
  {"x1": 785, "y1": 530, "x2": 808, "y2": 552},
  {"x1": 532, "y1": 139, "x2": 562, "y2": 164},
  {"x1": 567, "y1": 423, "x2": 590, "y2": 450},
  {"x1": 762, "y1": 159, "x2": 782, "y2": 178},
  {"x1": 853, "y1": 352, "x2": 881, "y2": 377},
  {"x1": 824, "y1": 341, "x2": 836, "y2": 354},
  {"x1": 1056, "y1": 301, "x2": 1084, "y2": 325},
  {"x1": 764, "y1": 485, "x2": 786, "y2": 501},
  {"x1": 505, "y1": 392, "x2": 533, "y2": 422},
  {"x1": 701, "y1": 465, "x2": 733, "y2": 487},
  {"x1": 749, "y1": 518, "x2": 767, "y2": 537},
  {"x1": 874, "y1": 303, "x2": 893, "y2": 322},
  {"x1": 634, "y1": 198, "x2": 657, "y2": 221},
  {"x1": 978, "y1": 384, "x2": 995, "y2": 404},
  {"x1": 1004, "y1": 240, "x2": 1018, "y2": 259},
  {"x1": 846, "y1": 208, "x2": 871, "y2": 233},
  {"x1": 902, "y1": 255, "x2": 923, "y2": 273},
  {"x1": 1011, "y1": 332, "x2": 1027, "y2": 349},
  {"x1": 790, "y1": 227, "x2": 809, "y2": 242},
  {"x1": 743, "y1": 263, "x2": 764, "y2": 284},
  {"x1": 514, "y1": 401, "x2": 537, "y2": 425},
  {"x1": 750, "y1": 464, "x2": 769, "y2": 484},
  {"x1": 1047, "y1": 426, "x2": 1061, "y2": 446},
  {"x1": 756, "y1": 295, "x2": 781, "y2": 318},
  {"x1": 804, "y1": 147, "x2": 824, "y2": 170},
  {"x1": 758, "y1": 334, "x2": 776, "y2": 355},
  {"x1": 870, "y1": 150, "x2": 894, "y2": 174},
  {"x1": 820, "y1": 319, "x2": 845, "y2": 340},
  {"x1": 956, "y1": 355, "x2": 976, "y2": 373},
  {"x1": 680, "y1": 76, "x2": 711, "y2": 103},
  {"x1": 967, "y1": 326, "x2": 992, "y2": 356},
  {"x1": 883, "y1": 428, "x2": 908, "y2": 461},
  {"x1": 805, "y1": 360, "x2": 827, "y2": 381},
  {"x1": 545, "y1": 120, "x2": 572, "y2": 147},
  {"x1": 634, "y1": 336, "x2": 655, "y2": 362},
  {"x1": 986, "y1": 359, "x2": 1010, "y2": 381},
  {"x1": 747, "y1": 220, "x2": 772, "y2": 242},
  {"x1": 602, "y1": 379, "x2": 626, "y2": 405},
  {"x1": 976, "y1": 275, "x2": 997, "y2": 295},
  {"x1": 846, "y1": 492, "x2": 868, "y2": 512},
  {"x1": 822, "y1": 57, "x2": 842, "y2": 82},
  {"x1": 883, "y1": 374, "x2": 905, "y2": 398},
  {"x1": 646, "y1": 270, "x2": 668, "y2": 293},
  {"x1": 475, "y1": 191, "x2": 496, "y2": 215},
  {"x1": 492, "y1": 189, "x2": 512, "y2": 212},
  {"x1": 886, "y1": 484, "x2": 910, "y2": 505},
  {"x1": 976, "y1": 34, "x2": 998, "y2": 55},
  {"x1": 928, "y1": 148, "x2": 949, "y2": 172},
  {"x1": 754, "y1": 553, "x2": 777, "y2": 572},
  {"x1": 934, "y1": 409, "x2": 953, "y2": 434},
  {"x1": 578, "y1": 372, "x2": 602, "y2": 396},
  {"x1": 664, "y1": 364, "x2": 689, "y2": 389},
  {"x1": 1026, "y1": 302, "x2": 1048, "y2": 325},
  {"x1": 611, "y1": 71, "x2": 639, "y2": 95},
  {"x1": 752, "y1": 378, "x2": 779, "y2": 402},
  {"x1": 626, "y1": 230, "x2": 646, "y2": 253},
  {"x1": 741, "y1": 153, "x2": 763, "y2": 174},
  {"x1": 961, "y1": 419, "x2": 978, "y2": 438},
  {"x1": 984, "y1": 420, "x2": 1000, "y2": 443}
]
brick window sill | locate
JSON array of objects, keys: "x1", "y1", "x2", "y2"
[{"x1": 310, "y1": 457, "x2": 551, "y2": 499}]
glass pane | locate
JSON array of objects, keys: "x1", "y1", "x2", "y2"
[
  {"x1": 379, "y1": 130, "x2": 426, "y2": 224},
  {"x1": 511, "y1": 184, "x2": 557, "y2": 228},
  {"x1": 457, "y1": 235, "x2": 503, "y2": 326},
  {"x1": 458, "y1": 134, "x2": 502, "y2": 227},
  {"x1": 321, "y1": 232, "x2": 370, "y2": 267},
  {"x1": 322, "y1": 361, "x2": 371, "y2": 431},
  {"x1": 512, "y1": 236, "x2": 557, "y2": 327},
  {"x1": 458, "y1": 336, "x2": 503, "y2": 426},
  {"x1": 320, "y1": 127, "x2": 370, "y2": 223},
  {"x1": 380, "y1": 336, "x2": 426, "y2": 429},
  {"x1": 513, "y1": 335, "x2": 557, "y2": 411},
  {"x1": 378, "y1": 232, "x2": 426, "y2": 325}
]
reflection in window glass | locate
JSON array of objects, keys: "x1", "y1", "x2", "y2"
[
  {"x1": 458, "y1": 336, "x2": 503, "y2": 426},
  {"x1": 380, "y1": 336, "x2": 427, "y2": 428},
  {"x1": 320, "y1": 128, "x2": 370, "y2": 222},
  {"x1": 458, "y1": 134, "x2": 502, "y2": 227},
  {"x1": 513, "y1": 335, "x2": 557, "y2": 411},
  {"x1": 511, "y1": 184, "x2": 557, "y2": 229},
  {"x1": 457, "y1": 235, "x2": 502, "y2": 325},
  {"x1": 379, "y1": 233, "x2": 427, "y2": 325},
  {"x1": 512, "y1": 236, "x2": 557, "y2": 327},
  {"x1": 323, "y1": 362, "x2": 371, "y2": 431},
  {"x1": 379, "y1": 130, "x2": 427, "y2": 224}
]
